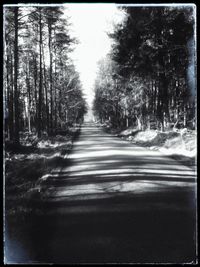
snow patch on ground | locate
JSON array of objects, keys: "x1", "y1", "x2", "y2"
[
  {"x1": 134, "y1": 130, "x2": 158, "y2": 142},
  {"x1": 120, "y1": 127, "x2": 137, "y2": 136},
  {"x1": 118, "y1": 127, "x2": 197, "y2": 160},
  {"x1": 159, "y1": 147, "x2": 196, "y2": 158},
  {"x1": 37, "y1": 139, "x2": 72, "y2": 148},
  {"x1": 5, "y1": 127, "x2": 80, "y2": 216}
]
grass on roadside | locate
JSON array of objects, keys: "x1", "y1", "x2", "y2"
[{"x1": 4, "y1": 126, "x2": 81, "y2": 216}]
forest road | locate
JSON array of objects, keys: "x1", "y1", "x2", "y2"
[{"x1": 6, "y1": 122, "x2": 197, "y2": 264}]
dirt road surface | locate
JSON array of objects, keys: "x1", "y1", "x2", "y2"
[{"x1": 5, "y1": 122, "x2": 197, "y2": 264}]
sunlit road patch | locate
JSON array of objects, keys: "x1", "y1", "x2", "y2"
[{"x1": 39, "y1": 122, "x2": 196, "y2": 207}]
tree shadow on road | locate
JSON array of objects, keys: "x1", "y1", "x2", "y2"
[{"x1": 4, "y1": 123, "x2": 197, "y2": 264}]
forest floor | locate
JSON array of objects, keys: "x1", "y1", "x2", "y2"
[
  {"x1": 102, "y1": 123, "x2": 196, "y2": 170},
  {"x1": 4, "y1": 126, "x2": 81, "y2": 216}
]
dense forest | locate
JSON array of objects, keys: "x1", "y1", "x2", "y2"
[
  {"x1": 4, "y1": 6, "x2": 197, "y2": 264},
  {"x1": 4, "y1": 6, "x2": 87, "y2": 145},
  {"x1": 93, "y1": 6, "x2": 196, "y2": 132}
]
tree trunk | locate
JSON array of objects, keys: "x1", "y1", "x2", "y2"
[
  {"x1": 25, "y1": 58, "x2": 31, "y2": 133},
  {"x1": 5, "y1": 46, "x2": 9, "y2": 139},
  {"x1": 42, "y1": 43, "x2": 49, "y2": 134},
  {"x1": 14, "y1": 7, "x2": 20, "y2": 144},
  {"x1": 136, "y1": 115, "x2": 142, "y2": 130},
  {"x1": 48, "y1": 22, "x2": 53, "y2": 134},
  {"x1": 7, "y1": 52, "x2": 14, "y2": 140},
  {"x1": 38, "y1": 9, "x2": 43, "y2": 138},
  {"x1": 54, "y1": 49, "x2": 57, "y2": 130},
  {"x1": 58, "y1": 58, "x2": 63, "y2": 127},
  {"x1": 147, "y1": 115, "x2": 151, "y2": 130},
  {"x1": 34, "y1": 55, "x2": 38, "y2": 133},
  {"x1": 183, "y1": 106, "x2": 187, "y2": 127}
]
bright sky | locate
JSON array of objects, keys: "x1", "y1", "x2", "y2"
[{"x1": 65, "y1": 4, "x2": 124, "y2": 108}]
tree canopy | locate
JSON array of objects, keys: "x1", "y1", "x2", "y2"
[
  {"x1": 93, "y1": 6, "x2": 196, "y2": 131},
  {"x1": 4, "y1": 6, "x2": 87, "y2": 143}
]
